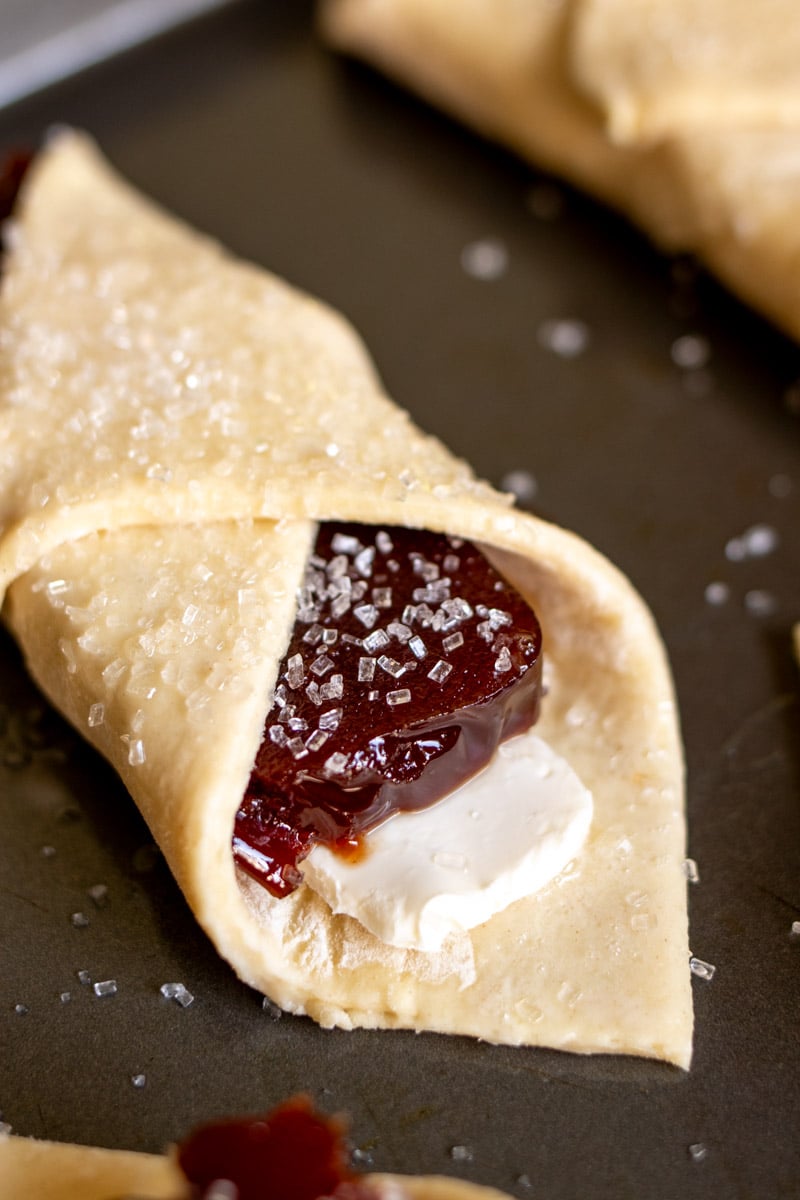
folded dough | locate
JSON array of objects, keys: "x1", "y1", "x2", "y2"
[
  {"x1": 0, "y1": 1134, "x2": 513, "y2": 1200},
  {"x1": 572, "y1": 0, "x2": 800, "y2": 143},
  {"x1": 319, "y1": 0, "x2": 800, "y2": 344},
  {"x1": 0, "y1": 130, "x2": 691, "y2": 1065}
]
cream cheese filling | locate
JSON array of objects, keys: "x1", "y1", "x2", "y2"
[{"x1": 301, "y1": 729, "x2": 593, "y2": 952}]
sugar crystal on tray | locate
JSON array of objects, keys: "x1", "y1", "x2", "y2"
[
  {"x1": 93, "y1": 979, "x2": 118, "y2": 998},
  {"x1": 689, "y1": 957, "x2": 716, "y2": 982},
  {"x1": 160, "y1": 982, "x2": 194, "y2": 1007},
  {"x1": 234, "y1": 522, "x2": 542, "y2": 897}
]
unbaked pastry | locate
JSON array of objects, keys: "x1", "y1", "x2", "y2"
[
  {"x1": 0, "y1": 130, "x2": 691, "y2": 1065},
  {"x1": 0, "y1": 1132, "x2": 512, "y2": 1200},
  {"x1": 319, "y1": 0, "x2": 800, "y2": 344}
]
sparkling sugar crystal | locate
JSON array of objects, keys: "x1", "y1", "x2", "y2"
[
  {"x1": 744, "y1": 589, "x2": 777, "y2": 617},
  {"x1": 500, "y1": 468, "x2": 538, "y2": 503},
  {"x1": 684, "y1": 858, "x2": 700, "y2": 884},
  {"x1": 428, "y1": 660, "x2": 453, "y2": 684},
  {"x1": 93, "y1": 980, "x2": 118, "y2": 998},
  {"x1": 689, "y1": 957, "x2": 716, "y2": 982},
  {"x1": 460, "y1": 237, "x2": 509, "y2": 281},
  {"x1": 160, "y1": 982, "x2": 194, "y2": 1007},
  {"x1": 494, "y1": 646, "x2": 513, "y2": 673},
  {"x1": 537, "y1": 317, "x2": 590, "y2": 358},
  {"x1": 670, "y1": 334, "x2": 711, "y2": 370},
  {"x1": 704, "y1": 582, "x2": 730, "y2": 606},
  {"x1": 88, "y1": 883, "x2": 109, "y2": 907}
]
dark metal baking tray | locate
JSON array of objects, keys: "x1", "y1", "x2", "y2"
[{"x1": 1, "y1": 3, "x2": 798, "y2": 1197}]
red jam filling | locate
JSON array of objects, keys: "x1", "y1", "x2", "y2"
[
  {"x1": 177, "y1": 1095, "x2": 380, "y2": 1200},
  {"x1": 0, "y1": 149, "x2": 31, "y2": 225},
  {"x1": 234, "y1": 523, "x2": 542, "y2": 897}
]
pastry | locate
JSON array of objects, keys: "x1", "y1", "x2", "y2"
[
  {"x1": 0, "y1": 1097, "x2": 515, "y2": 1199},
  {"x1": 0, "y1": 129, "x2": 691, "y2": 1064},
  {"x1": 319, "y1": 0, "x2": 800, "y2": 344}
]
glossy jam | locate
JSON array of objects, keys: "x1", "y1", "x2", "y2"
[
  {"x1": 234, "y1": 523, "x2": 542, "y2": 896},
  {"x1": 0, "y1": 149, "x2": 31, "y2": 225},
  {"x1": 177, "y1": 1095, "x2": 379, "y2": 1200}
]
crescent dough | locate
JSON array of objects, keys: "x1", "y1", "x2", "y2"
[
  {"x1": 319, "y1": 0, "x2": 800, "y2": 344},
  {"x1": 0, "y1": 1134, "x2": 513, "y2": 1200},
  {"x1": 0, "y1": 131, "x2": 691, "y2": 1065}
]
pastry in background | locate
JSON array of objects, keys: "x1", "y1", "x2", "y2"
[{"x1": 320, "y1": 0, "x2": 800, "y2": 344}]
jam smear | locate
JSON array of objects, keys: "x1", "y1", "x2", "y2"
[
  {"x1": 0, "y1": 148, "x2": 31, "y2": 225},
  {"x1": 177, "y1": 1095, "x2": 380, "y2": 1200},
  {"x1": 234, "y1": 522, "x2": 542, "y2": 896}
]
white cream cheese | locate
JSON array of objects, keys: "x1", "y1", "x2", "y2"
[{"x1": 300, "y1": 729, "x2": 593, "y2": 952}]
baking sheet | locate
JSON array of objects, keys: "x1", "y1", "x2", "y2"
[{"x1": 1, "y1": 2, "x2": 799, "y2": 1196}]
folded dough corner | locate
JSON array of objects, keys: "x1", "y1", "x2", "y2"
[{"x1": 0, "y1": 130, "x2": 692, "y2": 1065}]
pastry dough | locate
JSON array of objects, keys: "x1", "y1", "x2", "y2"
[
  {"x1": 571, "y1": 0, "x2": 800, "y2": 144},
  {"x1": 319, "y1": 0, "x2": 800, "y2": 343},
  {"x1": 0, "y1": 1133, "x2": 514, "y2": 1200},
  {"x1": 0, "y1": 130, "x2": 691, "y2": 1065}
]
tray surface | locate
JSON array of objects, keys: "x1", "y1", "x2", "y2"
[{"x1": 1, "y1": 4, "x2": 798, "y2": 1197}]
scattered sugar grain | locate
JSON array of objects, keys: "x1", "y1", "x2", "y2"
[
  {"x1": 744, "y1": 589, "x2": 777, "y2": 617},
  {"x1": 494, "y1": 646, "x2": 512, "y2": 673},
  {"x1": 93, "y1": 980, "x2": 118, "y2": 998},
  {"x1": 71, "y1": 912, "x2": 89, "y2": 928},
  {"x1": 88, "y1": 884, "x2": 108, "y2": 907},
  {"x1": 670, "y1": 334, "x2": 710, "y2": 370},
  {"x1": 378, "y1": 655, "x2": 404, "y2": 678},
  {"x1": 261, "y1": 997, "x2": 283, "y2": 1020},
  {"x1": 409, "y1": 636, "x2": 427, "y2": 660},
  {"x1": 789, "y1": 920, "x2": 800, "y2": 941},
  {"x1": 704, "y1": 581, "x2": 729, "y2": 606},
  {"x1": 60, "y1": 992, "x2": 71, "y2": 1004},
  {"x1": 87, "y1": 702, "x2": 105, "y2": 727},
  {"x1": 500, "y1": 469, "x2": 537, "y2": 503},
  {"x1": 726, "y1": 524, "x2": 779, "y2": 561},
  {"x1": 688, "y1": 1143, "x2": 708, "y2": 1163},
  {"x1": 77, "y1": 970, "x2": 92, "y2": 986},
  {"x1": 428, "y1": 660, "x2": 453, "y2": 684},
  {"x1": 387, "y1": 689, "x2": 412, "y2": 706},
  {"x1": 131, "y1": 1074, "x2": 147, "y2": 1088},
  {"x1": 449, "y1": 1145, "x2": 474, "y2": 1163},
  {"x1": 351, "y1": 1148, "x2": 374, "y2": 1167},
  {"x1": 126, "y1": 738, "x2": 146, "y2": 767},
  {"x1": 14, "y1": 1003, "x2": 28, "y2": 1016},
  {"x1": 461, "y1": 237, "x2": 509, "y2": 281},
  {"x1": 537, "y1": 317, "x2": 590, "y2": 358},
  {"x1": 689, "y1": 956, "x2": 716, "y2": 982},
  {"x1": 684, "y1": 858, "x2": 700, "y2": 884},
  {"x1": 516, "y1": 1174, "x2": 534, "y2": 1191},
  {"x1": 160, "y1": 982, "x2": 194, "y2": 1008},
  {"x1": 41, "y1": 844, "x2": 56, "y2": 858}
]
